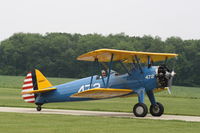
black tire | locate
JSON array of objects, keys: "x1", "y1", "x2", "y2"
[
  {"x1": 36, "y1": 105, "x2": 42, "y2": 111},
  {"x1": 133, "y1": 103, "x2": 148, "y2": 117},
  {"x1": 150, "y1": 102, "x2": 164, "y2": 116}
]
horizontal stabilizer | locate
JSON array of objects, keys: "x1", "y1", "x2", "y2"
[
  {"x1": 21, "y1": 87, "x2": 56, "y2": 95},
  {"x1": 70, "y1": 88, "x2": 133, "y2": 99}
]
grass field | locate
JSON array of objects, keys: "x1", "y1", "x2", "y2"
[
  {"x1": 0, "y1": 75, "x2": 200, "y2": 133},
  {"x1": 0, "y1": 75, "x2": 200, "y2": 116},
  {"x1": 0, "y1": 112, "x2": 200, "y2": 133},
  {"x1": 0, "y1": 75, "x2": 75, "y2": 88}
]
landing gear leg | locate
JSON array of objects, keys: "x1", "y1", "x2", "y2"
[
  {"x1": 36, "y1": 105, "x2": 42, "y2": 111},
  {"x1": 146, "y1": 90, "x2": 164, "y2": 116},
  {"x1": 133, "y1": 88, "x2": 148, "y2": 117},
  {"x1": 35, "y1": 94, "x2": 43, "y2": 111},
  {"x1": 36, "y1": 104, "x2": 42, "y2": 111}
]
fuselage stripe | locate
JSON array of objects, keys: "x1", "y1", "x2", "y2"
[
  {"x1": 27, "y1": 73, "x2": 32, "y2": 77},
  {"x1": 23, "y1": 81, "x2": 33, "y2": 84},
  {"x1": 22, "y1": 86, "x2": 33, "y2": 90},
  {"x1": 27, "y1": 101, "x2": 35, "y2": 103},
  {"x1": 24, "y1": 78, "x2": 32, "y2": 82},
  {"x1": 22, "y1": 94, "x2": 34, "y2": 97},
  {"x1": 25, "y1": 76, "x2": 32, "y2": 79},
  {"x1": 23, "y1": 96, "x2": 35, "y2": 100},
  {"x1": 24, "y1": 98, "x2": 35, "y2": 102},
  {"x1": 22, "y1": 88, "x2": 33, "y2": 92},
  {"x1": 22, "y1": 83, "x2": 33, "y2": 88}
]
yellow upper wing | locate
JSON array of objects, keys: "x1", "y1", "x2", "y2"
[{"x1": 77, "y1": 49, "x2": 178, "y2": 63}]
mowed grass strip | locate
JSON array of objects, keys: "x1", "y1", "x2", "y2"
[
  {"x1": 0, "y1": 75, "x2": 200, "y2": 116},
  {"x1": 155, "y1": 86, "x2": 200, "y2": 99},
  {"x1": 0, "y1": 75, "x2": 75, "y2": 89},
  {"x1": 0, "y1": 87, "x2": 200, "y2": 116},
  {"x1": 0, "y1": 112, "x2": 200, "y2": 133},
  {"x1": 1, "y1": 75, "x2": 200, "y2": 99}
]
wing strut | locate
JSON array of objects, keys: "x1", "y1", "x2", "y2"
[
  {"x1": 119, "y1": 61, "x2": 131, "y2": 76},
  {"x1": 164, "y1": 57, "x2": 168, "y2": 65},
  {"x1": 132, "y1": 56, "x2": 137, "y2": 70},
  {"x1": 97, "y1": 59, "x2": 106, "y2": 87},
  {"x1": 89, "y1": 58, "x2": 107, "y2": 88},
  {"x1": 106, "y1": 53, "x2": 114, "y2": 87},
  {"x1": 89, "y1": 59, "x2": 97, "y2": 89},
  {"x1": 147, "y1": 56, "x2": 151, "y2": 68},
  {"x1": 134, "y1": 55, "x2": 143, "y2": 73}
]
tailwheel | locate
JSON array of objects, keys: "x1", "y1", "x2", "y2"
[
  {"x1": 36, "y1": 105, "x2": 42, "y2": 111},
  {"x1": 133, "y1": 103, "x2": 148, "y2": 117},
  {"x1": 150, "y1": 102, "x2": 164, "y2": 116}
]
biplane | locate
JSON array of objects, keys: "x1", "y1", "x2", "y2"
[{"x1": 21, "y1": 49, "x2": 178, "y2": 117}]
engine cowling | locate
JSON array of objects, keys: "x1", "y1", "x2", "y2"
[{"x1": 156, "y1": 65, "x2": 174, "y2": 88}]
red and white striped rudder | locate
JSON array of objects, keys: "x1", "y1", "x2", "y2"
[{"x1": 21, "y1": 72, "x2": 35, "y2": 103}]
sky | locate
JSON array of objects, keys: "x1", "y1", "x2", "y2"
[{"x1": 0, "y1": 0, "x2": 200, "y2": 41}]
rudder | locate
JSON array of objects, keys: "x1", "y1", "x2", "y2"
[
  {"x1": 21, "y1": 69, "x2": 53, "y2": 103},
  {"x1": 22, "y1": 71, "x2": 35, "y2": 103}
]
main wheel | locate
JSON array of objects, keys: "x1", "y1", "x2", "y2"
[
  {"x1": 133, "y1": 103, "x2": 148, "y2": 117},
  {"x1": 150, "y1": 102, "x2": 164, "y2": 116},
  {"x1": 36, "y1": 105, "x2": 42, "y2": 111}
]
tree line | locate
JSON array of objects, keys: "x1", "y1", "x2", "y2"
[{"x1": 0, "y1": 33, "x2": 199, "y2": 87}]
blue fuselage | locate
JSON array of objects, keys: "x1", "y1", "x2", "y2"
[{"x1": 36, "y1": 66, "x2": 158, "y2": 104}]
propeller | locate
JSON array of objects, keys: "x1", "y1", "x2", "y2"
[
  {"x1": 167, "y1": 70, "x2": 176, "y2": 94},
  {"x1": 167, "y1": 57, "x2": 178, "y2": 94},
  {"x1": 158, "y1": 56, "x2": 177, "y2": 95},
  {"x1": 166, "y1": 55, "x2": 177, "y2": 94}
]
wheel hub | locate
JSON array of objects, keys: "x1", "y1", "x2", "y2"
[
  {"x1": 152, "y1": 105, "x2": 160, "y2": 113},
  {"x1": 136, "y1": 106, "x2": 144, "y2": 115}
]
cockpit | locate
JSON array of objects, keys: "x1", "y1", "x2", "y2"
[{"x1": 96, "y1": 69, "x2": 119, "y2": 80}]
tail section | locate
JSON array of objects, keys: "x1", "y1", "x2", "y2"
[
  {"x1": 22, "y1": 72, "x2": 35, "y2": 103},
  {"x1": 21, "y1": 69, "x2": 54, "y2": 103},
  {"x1": 34, "y1": 69, "x2": 53, "y2": 90}
]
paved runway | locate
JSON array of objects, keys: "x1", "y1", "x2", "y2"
[{"x1": 0, "y1": 107, "x2": 200, "y2": 122}]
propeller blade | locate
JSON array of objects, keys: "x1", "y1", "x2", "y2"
[
  {"x1": 167, "y1": 71, "x2": 175, "y2": 94},
  {"x1": 167, "y1": 87, "x2": 171, "y2": 94}
]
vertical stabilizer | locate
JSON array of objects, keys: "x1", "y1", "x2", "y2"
[{"x1": 35, "y1": 69, "x2": 53, "y2": 90}]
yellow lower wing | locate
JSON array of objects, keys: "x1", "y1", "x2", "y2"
[
  {"x1": 21, "y1": 87, "x2": 56, "y2": 95},
  {"x1": 120, "y1": 87, "x2": 168, "y2": 98},
  {"x1": 70, "y1": 88, "x2": 133, "y2": 99}
]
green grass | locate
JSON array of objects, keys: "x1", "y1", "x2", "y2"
[
  {"x1": 0, "y1": 112, "x2": 200, "y2": 133},
  {"x1": 1, "y1": 87, "x2": 200, "y2": 116},
  {"x1": 156, "y1": 86, "x2": 200, "y2": 99},
  {"x1": 0, "y1": 75, "x2": 200, "y2": 116},
  {"x1": 0, "y1": 75, "x2": 200, "y2": 132},
  {"x1": 0, "y1": 75, "x2": 75, "y2": 88},
  {"x1": 1, "y1": 75, "x2": 200, "y2": 99}
]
